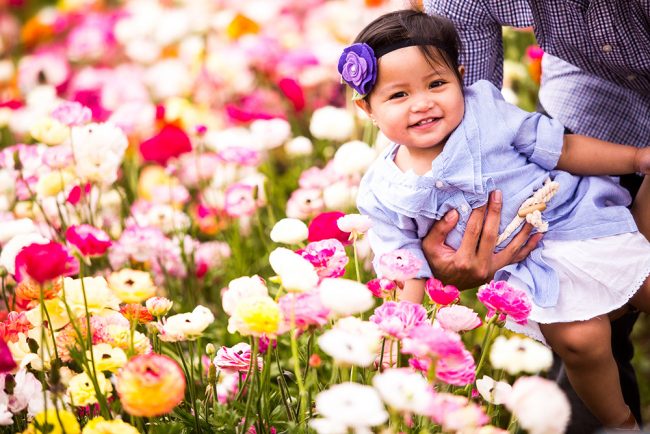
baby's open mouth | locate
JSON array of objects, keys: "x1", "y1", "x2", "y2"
[{"x1": 411, "y1": 117, "x2": 440, "y2": 127}]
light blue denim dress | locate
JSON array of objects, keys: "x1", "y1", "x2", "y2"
[{"x1": 357, "y1": 80, "x2": 648, "y2": 321}]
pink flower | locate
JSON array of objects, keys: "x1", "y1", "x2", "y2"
[
  {"x1": 0, "y1": 339, "x2": 17, "y2": 373},
  {"x1": 307, "y1": 211, "x2": 351, "y2": 245},
  {"x1": 286, "y1": 188, "x2": 324, "y2": 220},
  {"x1": 477, "y1": 280, "x2": 532, "y2": 325},
  {"x1": 425, "y1": 277, "x2": 459, "y2": 306},
  {"x1": 401, "y1": 324, "x2": 465, "y2": 362},
  {"x1": 278, "y1": 291, "x2": 329, "y2": 332},
  {"x1": 336, "y1": 213, "x2": 372, "y2": 238},
  {"x1": 14, "y1": 241, "x2": 79, "y2": 284},
  {"x1": 224, "y1": 183, "x2": 258, "y2": 217},
  {"x1": 51, "y1": 101, "x2": 92, "y2": 126},
  {"x1": 297, "y1": 239, "x2": 349, "y2": 278},
  {"x1": 278, "y1": 77, "x2": 305, "y2": 112},
  {"x1": 369, "y1": 301, "x2": 428, "y2": 339},
  {"x1": 428, "y1": 393, "x2": 489, "y2": 430},
  {"x1": 526, "y1": 45, "x2": 544, "y2": 60},
  {"x1": 436, "y1": 305, "x2": 482, "y2": 333},
  {"x1": 217, "y1": 147, "x2": 261, "y2": 167},
  {"x1": 366, "y1": 278, "x2": 397, "y2": 298},
  {"x1": 65, "y1": 224, "x2": 112, "y2": 257},
  {"x1": 214, "y1": 343, "x2": 262, "y2": 373},
  {"x1": 436, "y1": 348, "x2": 476, "y2": 386},
  {"x1": 377, "y1": 250, "x2": 423, "y2": 281}
]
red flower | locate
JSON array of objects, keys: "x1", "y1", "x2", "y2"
[
  {"x1": 120, "y1": 304, "x2": 154, "y2": 324},
  {"x1": 14, "y1": 241, "x2": 79, "y2": 284},
  {"x1": 307, "y1": 211, "x2": 351, "y2": 245},
  {"x1": 66, "y1": 224, "x2": 112, "y2": 257},
  {"x1": 140, "y1": 124, "x2": 192, "y2": 166},
  {"x1": 0, "y1": 340, "x2": 16, "y2": 373}
]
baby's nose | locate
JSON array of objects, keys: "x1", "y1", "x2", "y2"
[{"x1": 411, "y1": 96, "x2": 434, "y2": 112}]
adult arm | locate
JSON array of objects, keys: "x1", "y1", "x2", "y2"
[
  {"x1": 556, "y1": 135, "x2": 650, "y2": 175},
  {"x1": 421, "y1": 190, "x2": 543, "y2": 290}
]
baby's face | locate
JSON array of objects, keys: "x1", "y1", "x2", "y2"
[{"x1": 359, "y1": 46, "x2": 464, "y2": 160}]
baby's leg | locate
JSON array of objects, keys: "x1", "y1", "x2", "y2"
[
  {"x1": 631, "y1": 175, "x2": 650, "y2": 239},
  {"x1": 540, "y1": 316, "x2": 633, "y2": 428},
  {"x1": 628, "y1": 274, "x2": 650, "y2": 313}
]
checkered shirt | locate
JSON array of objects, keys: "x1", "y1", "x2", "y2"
[{"x1": 424, "y1": 0, "x2": 650, "y2": 147}]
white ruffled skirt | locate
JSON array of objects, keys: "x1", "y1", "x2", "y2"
[{"x1": 505, "y1": 232, "x2": 650, "y2": 345}]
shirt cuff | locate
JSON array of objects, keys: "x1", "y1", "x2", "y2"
[{"x1": 529, "y1": 117, "x2": 565, "y2": 170}]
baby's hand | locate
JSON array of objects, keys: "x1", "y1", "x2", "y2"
[{"x1": 634, "y1": 147, "x2": 650, "y2": 174}]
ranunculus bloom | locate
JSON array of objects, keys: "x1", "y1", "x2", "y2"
[
  {"x1": 319, "y1": 278, "x2": 375, "y2": 317},
  {"x1": 366, "y1": 278, "x2": 397, "y2": 298},
  {"x1": 372, "y1": 368, "x2": 434, "y2": 415},
  {"x1": 65, "y1": 224, "x2": 112, "y2": 257},
  {"x1": 476, "y1": 375, "x2": 512, "y2": 405},
  {"x1": 336, "y1": 213, "x2": 372, "y2": 237},
  {"x1": 489, "y1": 336, "x2": 553, "y2": 375},
  {"x1": 307, "y1": 211, "x2": 351, "y2": 245},
  {"x1": 401, "y1": 323, "x2": 465, "y2": 362},
  {"x1": 227, "y1": 295, "x2": 282, "y2": 338},
  {"x1": 278, "y1": 77, "x2": 305, "y2": 112},
  {"x1": 270, "y1": 218, "x2": 308, "y2": 245},
  {"x1": 214, "y1": 342, "x2": 262, "y2": 373},
  {"x1": 139, "y1": 124, "x2": 192, "y2": 166},
  {"x1": 436, "y1": 305, "x2": 482, "y2": 333},
  {"x1": 369, "y1": 301, "x2": 428, "y2": 339},
  {"x1": 116, "y1": 354, "x2": 186, "y2": 417},
  {"x1": 14, "y1": 241, "x2": 79, "y2": 284},
  {"x1": 477, "y1": 280, "x2": 532, "y2": 325},
  {"x1": 297, "y1": 239, "x2": 349, "y2": 279},
  {"x1": 506, "y1": 376, "x2": 570, "y2": 434},
  {"x1": 425, "y1": 277, "x2": 460, "y2": 306},
  {"x1": 269, "y1": 248, "x2": 319, "y2": 293},
  {"x1": 436, "y1": 348, "x2": 476, "y2": 386},
  {"x1": 51, "y1": 101, "x2": 92, "y2": 126},
  {"x1": 338, "y1": 43, "x2": 377, "y2": 97},
  {"x1": 0, "y1": 340, "x2": 17, "y2": 373},
  {"x1": 278, "y1": 291, "x2": 329, "y2": 332},
  {"x1": 146, "y1": 296, "x2": 173, "y2": 316},
  {"x1": 377, "y1": 249, "x2": 423, "y2": 281}
]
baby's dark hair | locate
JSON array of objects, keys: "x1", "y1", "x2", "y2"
[{"x1": 354, "y1": 9, "x2": 463, "y2": 96}]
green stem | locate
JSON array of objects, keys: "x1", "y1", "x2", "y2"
[
  {"x1": 289, "y1": 298, "x2": 308, "y2": 425},
  {"x1": 241, "y1": 338, "x2": 258, "y2": 433}
]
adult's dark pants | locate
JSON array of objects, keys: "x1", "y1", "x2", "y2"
[{"x1": 545, "y1": 119, "x2": 644, "y2": 434}]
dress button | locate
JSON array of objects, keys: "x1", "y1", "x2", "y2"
[
  {"x1": 435, "y1": 180, "x2": 445, "y2": 189},
  {"x1": 601, "y1": 44, "x2": 613, "y2": 53},
  {"x1": 460, "y1": 204, "x2": 469, "y2": 213}
]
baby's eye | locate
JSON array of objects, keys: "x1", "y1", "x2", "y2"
[
  {"x1": 429, "y1": 80, "x2": 445, "y2": 88},
  {"x1": 389, "y1": 91, "x2": 407, "y2": 100}
]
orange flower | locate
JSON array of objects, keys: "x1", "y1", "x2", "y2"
[
  {"x1": 15, "y1": 277, "x2": 61, "y2": 302},
  {"x1": 116, "y1": 354, "x2": 185, "y2": 417},
  {"x1": 226, "y1": 14, "x2": 260, "y2": 40}
]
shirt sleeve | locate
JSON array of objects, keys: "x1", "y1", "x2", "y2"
[
  {"x1": 424, "y1": 0, "x2": 534, "y2": 88},
  {"x1": 356, "y1": 187, "x2": 433, "y2": 280}
]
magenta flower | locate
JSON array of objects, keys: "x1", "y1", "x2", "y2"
[
  {"x1": 369, "y1": 301, "x2": 428, "y2": 339},
  {"x1": 297, "y1": 239, "x2": 349, "y2": 278},
  {"x1": 366, "y1": 278, "x2": 397, "y2": 298},
  {"x1": 278, "y1": 291, "x2": 329, "y2": 332},
  {"x1": 436, "y1": 305, "x2": 482, "y2": 333},
  {"x1": 436, "y1": 348, "x2": 476, "y2": 386},
  {"x1": 214, "y1": 343, "x2": 262, "y2": 373},
  {"x1": 401, "y1": 323, "x2": 465, "y2": 362},
  {"x1": 377, "y1": 249, "x2": 423, "y2": 281},
  {"x1": 307, "y1": 211, "x2": 351, "y2": 245},
  {"x1": 425, "y1": 277, "x2": 459, "y2": 306},
  {"x1": 477, "y1": 280, "x2": 532, "y2": 325},
  {"x1": 65, "y1": 224, "x2": 112, "y2": 257},
  {"x1": 14, "y1": 241, "x2": 79, "y2": 284},
  {"x1": 0, "y1": 340, "x2": 17, "y2": 373}
]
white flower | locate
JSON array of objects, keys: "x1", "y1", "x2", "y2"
[
  {"x1": 268, "y1": 247, "x2": 318, "y2": 293},
  {"x1": 270, "y1": 218, "x2": 308, "y2": 245},
  {"x1": 62, "y1": 277, "x2": 121, "y2": 317},
  {"x1": 0, "y1": 404, "x2": 11, "y2": 426},
  {"x1": 333, "y1": 140, "x2": 376, "y2": 176},
  {"x1": 337, "y1": 214, "x2": 372, "y2": 236},
  {"x1": 373, "y1": 368, "x2": 433, "y2": 415},
  {"x1": 285, "y1": 136, "x2": 313, "y2": 157},
  {"x1": 309, "y1": 106, "x2": 355, "y2": 142},
  {"x1": 318, "y1": 317, "x2": 382, "y2": 367},
  {"x1": 0, "y1": 59, "x2": 14, "y2": 84},
  {"x1": 250, "y1": 118, "x2": 292, "y2": 150},
  {"x1": 222, "y1": 275, "x2": 269, "y2": 316},
  {"x1": 319, "y1": 278, "x2": 375, "y2": 316},
  {"x1": 0, "y1": 218, "x2": 38, "y2": 245},
  {"x1": 315, "y1": 383, "x2": 388, "y2": 430},
  {"x1": 0, "y1": 233, "x2": 49, "y2": 274},
  {"x1": 506, "y1": 376, "x2": 570, "y2": 434},
  {"x1": 9, "y1": 369, "x2": 44, "y2": 416},
  {"x1": 71, "y1": 122, "x2": 128, "y2": 185},
  {"x1": 145, "y1": 59, "x2": 193, "y2": 100},
  {"x1": 475, "y1": 375, "x2": 512, "y2": 405},
  {"x1": 435, "y1": 305, "x2": 482, "y2": 333},
  {"x1": 309, "y1": 418, "x2": 347, "y2": 434},
  {"x1": 205, "y1": 127, "x2": 253, "y2": 153},
  {"x1": 160, "y1": 305, "x2": 215, "y2": 341},
  {"x1": 323, "y1": 180, "x2": 357, "y2": 210},
  {"x1": 489, "y1": 336, "x2": 553, "y2": 375}
]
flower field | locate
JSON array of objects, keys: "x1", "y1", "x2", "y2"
[{"x1": 1, "y1": 0, "x2": 647, "y2": 433}]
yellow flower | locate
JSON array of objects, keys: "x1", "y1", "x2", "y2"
[
  {"x1": 82, "y1": 417, "x2": 139, "y2": 434},
  {"x1": 108, "y1": 269, "x2": 157, "y2": 303},
  {"x1": 226, "y1": 13, "x2": 260, "y2": 39},
  {"x1": 87, "y1": 343, "x2": 127, "y2": 373},
  {"x1": 35, "y1": 170, "x2": 75, "y2": 198},
  {"x1": 68, "y1": 371, "x2": 113, "y2": 407},
  {"x1": 116, "y1": 354, "x2": 185, "y2": 417},
  {"x1": 227, "y1": 295, "x2": 282, "y2": 337},
  {"x1": 30, "y1": 117, "x2": 70, "y2": 146},
  {"x1": 62, "y1": 277, "x2": 121, "y2": 317},
  {"x1": 107, "y1": 325, "x2": 151, "y2": 355},
  {"x1": 29, "y1": 409, "x2": 80, "y2": 434},
  {"x1": 137, "y1": 166, "x2": 174, "y2": 202}
]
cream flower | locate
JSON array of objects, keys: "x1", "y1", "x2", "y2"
[
  {"x1": 309, "y1": 106, "x2": 354, "y2": 142},
  {"x1": 489, "y1": 336, "x2": 553, "y2": 375},
  {"x1": 332, "y1": 140, "x2": 376, "y2": 176},
  {"x1": 0, "y1": 233, "x2": 49, "y2": 274},
  {"x1": 71, "y1": 122, "x2": 128, "y2": 185},
  {"x1": 314, "y1": 383, "x2": 388, "y2": 431},
  {"x1": 318, "y1": 317, "x2": 382, "y2": 367},
  {"x1": 222, "y1": 275, "x2": 269, "y2": 316},
  {"x1": 269, "y1": 247, "x2": 318, "y2": 293},
  {"x1": 67, "y1": 371, "x2": 112, "y2": 407},
  {"x1": 62, "y1": 276, "x2": 121, "y2": 317},
  {"x1": 87, "y1": 343, "x2": 127, "y2": 373},
  {"x1": 319, "y1": 278, "x2": 375, "y2": 317},
  {"x1": 30, "y1": 117, "x2": 69, "y2": 146},
  {"x1": 373, "y1": 368, "x2": 434, "y2": 415},
  {"x1": 270, "y1": 218, "x2": 309, "y2": 245},
  {"x1": 159, "y1": 305, "x2": 215, "y2": 341},
  {"x1": 227, "y1": 295, "x2": 282, "y2": 338},
  {"x1": 250, "y1": 118, "x2": 292, "y2": 150},
  {"x1": 108, "y1": 269, "x2": 157, "y2": 303},
  {"x1": 506, "y1": 376, "x2": 570, "y2": 434},
  {"x1": 475, "y1": 375, "x2": 513, "y2": 405}
]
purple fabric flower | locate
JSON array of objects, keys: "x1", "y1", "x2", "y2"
[{"x1": 338, "y1": 43, "x2": 377, "y2": 97}]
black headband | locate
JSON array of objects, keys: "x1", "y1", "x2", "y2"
[{"x1": 374, "y1": 37, "x2": 451, "y2": 60}]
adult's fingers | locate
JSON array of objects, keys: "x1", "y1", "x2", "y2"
[
  {"x1": 422, "y1": 209, "x2": 460, "y2": 253},
  {"x1": 511, "y1": 232, "x2": 543, "y2": 263},
  {"x1": 456, "y1": 204, "x2": 487, "y2": 255},
  {"x1": 476, "y1": 190, "x2": 503, "y2": 259}
]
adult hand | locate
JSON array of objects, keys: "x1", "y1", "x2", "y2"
[{"x1": 421, "y1": 190, "x2": 543, "y2": 290}]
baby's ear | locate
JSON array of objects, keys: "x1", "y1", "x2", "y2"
[
  {"x1": 458, "y1": 65, "x2": 466, "y2": 78},
  {"x1": 355, "y1": 99, "x2": 371, "y2": 116}
]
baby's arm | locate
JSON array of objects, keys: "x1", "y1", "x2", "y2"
[
  {"x1": 556, "y1": 135, "x2": 650, "y2": 176},
  {"x1": 398, "y1": 278, "x2": 426, "y2": 304}
]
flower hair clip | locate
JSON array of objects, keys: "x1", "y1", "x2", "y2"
[{"x1": 338, "y1": 43, "x2": 377, "y2": 101}]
